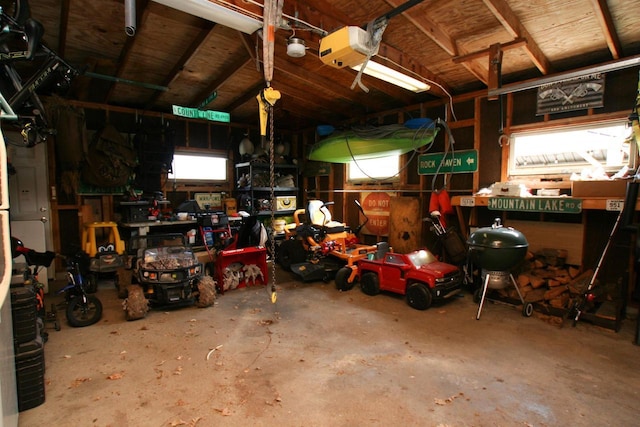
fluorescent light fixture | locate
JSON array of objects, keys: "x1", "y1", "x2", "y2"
[
  {"x1": 352, "y1": 61, "x2": 430, "y2": 93},
  {"x1": 151, "y1": 0, "x2": 262, "y2": 34}
]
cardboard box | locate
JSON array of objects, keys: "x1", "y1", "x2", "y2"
[
  {"x1": 571, "y1": 180, "x2": 628, "y2": 198},
  {"x1": 490, "y1": 182, "x2": 523, "y2": 197}
]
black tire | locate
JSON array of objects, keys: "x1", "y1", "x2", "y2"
[
  {"x1": 406, "y1": 282, "x2": 433, "y2": 310},
  {"x1": 117, "y1": 268, "x2": 132, "y2": 299},
  {"x1": 335, "y1": 267, "x2": 354, "y2": 291},
  {"x1": 523, "y1": 302, "x2": 534, "y2": 317},
  {"x1": 66, "y1": 295, "x2": 103, "y2": 327},
  {"x1": 360, "y1": 272, "x2": 380, "y2": 296},
  {"x1": 278, "y1": 239, "x2": 306, "y2": 271},
  {"x1": 195, "y1": 276, "x2": 216, "y2": 308},
  {"x1": 85, "y1": 273, "x2": 98, "y2": 294},
  {"x1": 124, "y1": 286, "x2": 149, "y2": 321},
  {"x1": 204, "y1": 262, "x2": 215, "y2": 278}
]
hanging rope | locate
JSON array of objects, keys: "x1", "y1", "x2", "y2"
[{"x1": 262, "y1": 0, "x2": 282, "y2": 85}]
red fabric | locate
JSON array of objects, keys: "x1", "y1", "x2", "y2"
[
  {"x1": 429, "y1": 192, "x2": 440, "y2": 213},
  {"x1": 438, "y1": 189, "x2": 454, "y2": 215}
]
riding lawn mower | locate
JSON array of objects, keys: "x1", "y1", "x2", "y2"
[{"x1": 277, "y1": 199, "x2": 384, "y2": 289}]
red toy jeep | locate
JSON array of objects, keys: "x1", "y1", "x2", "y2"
[{"x1": 357, "y1": 248, "x2": 462, "y2": 310}]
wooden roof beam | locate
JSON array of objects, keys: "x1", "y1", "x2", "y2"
[
  {"x1": 589, "y1": 0, "x2": 622, "y2": 59},
  {"x1": 145, "y1": 22, "x2": 215, "y2": 109},
  {"x1": 482, "y1": 0, "x2": 551, "y2": 75},
  {"x1": 381, "y1": 0, "x2": 486, "y2": 84},
  {"x1": 103, "y1": 0, "x2": 151, "y2": 103},
  {"x1": 452, "y1": 37, "x2": 527, "y2": 64},
  {"x1": 298, "y1": 0, "x2": 451, "y2": 98},
  {"x1": 189, "y1": 55, "x2": 254, "y2": 108},
  {"x1": 56, "y1": 0, "x2": 70, "y2": 57}
]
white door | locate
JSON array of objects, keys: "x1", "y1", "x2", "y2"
[{"x1": 6, "y1": 137, "x2": 54, "y2": 288}]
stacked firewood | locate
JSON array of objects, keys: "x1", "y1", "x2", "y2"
[{"x1": 507, "y1": 249, "x2": 593, "y2": 309}]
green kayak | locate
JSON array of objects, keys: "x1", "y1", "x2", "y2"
[{"x1": 308, "y1": 124, "x2": 439, "y2": 164}]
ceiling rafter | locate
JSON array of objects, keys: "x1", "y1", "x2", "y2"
[
  {"x1": 190, "y1": 56, "x2": 255, "y2": 108},
  {"x1": 482, "y1": 0, "x2": 551, "y2": 75},
  {"x1": 452, "y1": 37, "x2": 527, "y2": 64},
  {"x1": 224, "y1": 81, "x2": 264, "y2": 112},
  {"x1": 296, "y1": 0, "x2": 451, "y2": 98},
  {"x1": 103, "y1": 0, "x2": 150, "y2": 103},
  {"x1": 381, "y1": 0, "x2": 487, "y2": 84},
  {"x1": 145, "y1": 22, "x2": 215, "y2": 109},
  {"x1": 236, "y1": 32, "x2": 386, "y2": 114},
  {"x1": 56, "y1": 0, "x2": 70, "y2": 57},
  {"x1": 589, "y1": 0, "x2": 622, "y2": 59}
]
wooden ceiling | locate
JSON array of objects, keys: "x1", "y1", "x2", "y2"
[{"x1": 3, "y1": 0, "x2": 640, "y2": 132}]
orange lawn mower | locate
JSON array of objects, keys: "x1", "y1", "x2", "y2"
[{"x1": 277, "y1": 199, "x2": 382, "y2": 288}]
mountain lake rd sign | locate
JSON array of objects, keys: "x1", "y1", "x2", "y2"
[{"x1": 418, "y1": 149, "x2": 478, "y2": 174}]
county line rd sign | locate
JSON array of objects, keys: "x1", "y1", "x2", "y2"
[{"x1": 418, "y1": 149, "x2": 478, "y2": 175}]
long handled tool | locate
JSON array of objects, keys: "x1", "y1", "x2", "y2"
[{"x1": 571, "y1": 206, "x2": 625, "y2": 326}]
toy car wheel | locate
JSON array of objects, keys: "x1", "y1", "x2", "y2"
[
  {"x1": 117, "y1": 268, "x2": 132, "y2": 299},
  {"x1": 522, "y1": 302, "x2": 534, "y2": 317},
  {"x1": 195, "y1": 276, "x2": 216, "y2": 308},
  {"x1": 278, "y1": 239, "x2": 306, "y2": 271},
  {"x1": 335, "y1": 267, "x2": 354, "y2": 291},
  {"x1": 406, "y1": 282, "x2": 432, "y2": 310},
  {"x1": 360, "y1": 272, "x2": 380, "y2": 296},
  {"x1": 204, "y1": 262, "x2": 215, "y2": 278},
  {"x1": 66, "y1": 295, "x2": 103, "y2": 327},
  {"x1": 124, "y1": 285, "x2": 149, "y2": 321}
]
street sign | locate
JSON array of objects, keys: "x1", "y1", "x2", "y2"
[
  {"x1": 418, "y1": 149, "x2": 478, "y2": 174},
  {"x1": 487, "y1": 197, "x2": 582, "y2": 214},
  {"x1": 172, "y1": 105, "x2": 230, "y2": 123}
]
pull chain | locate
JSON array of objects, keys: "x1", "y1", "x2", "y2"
[{"x1": 268, "y1": 103, "x2": 277, "y2": 304}]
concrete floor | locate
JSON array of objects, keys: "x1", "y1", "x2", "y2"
[{"x1": 17, "y1": 267, "x2": 640, "y2": 427}]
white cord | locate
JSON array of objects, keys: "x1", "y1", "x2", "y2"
[
  {"x1": 374, "y1": 54, "x2": 458, "y2": 122},
  {"x1": 243, "y1": 0, "x2": 328, "y2": 36}
]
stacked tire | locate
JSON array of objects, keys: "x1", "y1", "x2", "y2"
[{"x1": 10, "y1": 285, "x2": 45, "y2": 412}]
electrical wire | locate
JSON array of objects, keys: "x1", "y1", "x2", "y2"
[
  {"x1": 374, "y1": 54, "x2": 458, "y2": 122},
  {"x1": 243, "y1": 0, "x2": 328, "y2": 36},
  {"x1": 346, "y1": 119, "x2": 438, "y2": 182}
]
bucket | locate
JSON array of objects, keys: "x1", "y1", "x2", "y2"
[
  {"x1": 187, "y1": 229, "x2": 196, "y2": 245},
  {"x1": 273, "y1": 219, "x2": 286, "y2": 234}
]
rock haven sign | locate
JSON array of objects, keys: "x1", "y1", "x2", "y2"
[
  {"x1": 418, "y1": 149, "x2": 478, "y2": 174},
  {"x1": 536, "y1": 74, "x2": 605, "y2": 115},
  {"x1": 487, "y1": 197, "x2": 582, "y2": 214}
]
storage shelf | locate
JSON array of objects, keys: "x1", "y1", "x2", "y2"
[
  {"x1": 237, "y1": 187, "x2": 298, "y2": 192},
  {"x1": 235, "y1": 162, "x2": 299, "y2": 217}
]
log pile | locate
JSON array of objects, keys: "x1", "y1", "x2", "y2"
[{"x1": 502, "y1": 248, "x2": 593, "y2": 310}]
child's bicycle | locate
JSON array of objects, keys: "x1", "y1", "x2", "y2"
[{"x1": 12, "y1": 237, "x2": 103, "y2": 328}]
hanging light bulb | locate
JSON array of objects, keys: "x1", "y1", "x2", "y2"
[{"x1": 239, "y1": 133, "x2": 254, "y2": 156}]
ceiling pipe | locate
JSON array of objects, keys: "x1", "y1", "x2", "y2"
[{"x1": 488, "y1": 54, "x2": 640, "y2": 97}]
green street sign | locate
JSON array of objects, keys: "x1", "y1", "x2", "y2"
[
  {"x1": 487, "y1": 197, "x2": 582, "y2": 214},
  {"x1": 172, "y1": 105, "x2": 230, "y2": 123},
  {"x1": 418, "y1": 149, "x2": 478, "y2": 174}
]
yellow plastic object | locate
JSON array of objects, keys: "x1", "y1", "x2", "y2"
[
  {"x1": 256, "y1": 87, "x2": 281, "y2": 136},
  {"x1": 82, "y1": 221, "x2": 125, "y2": 257}
]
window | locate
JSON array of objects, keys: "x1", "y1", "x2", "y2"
[
  {"x1": 508, "y1": 121, "x2": 632, "y2": 176},
  {"x1": 348, "y1": 156, "x2": 400, "y2": 182},
  {"x1": 168, "y1": 153, "x2": 227, "y2": 181}
]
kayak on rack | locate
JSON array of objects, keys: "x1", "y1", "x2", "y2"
[{"x1": 308, "y1": 118, "x2": 439, "y2": 164}]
